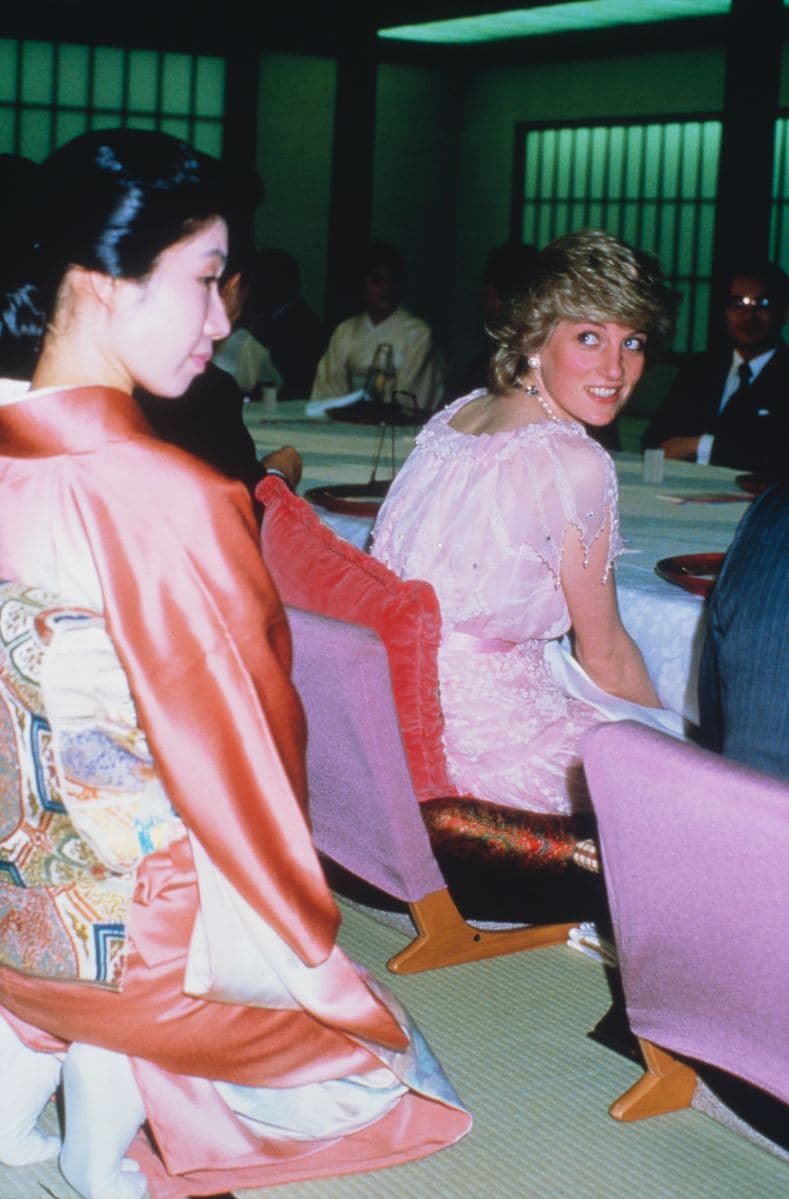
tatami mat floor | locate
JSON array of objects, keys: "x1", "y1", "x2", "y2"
[{"x1": 5, "y1": 898, "x2": 786, "y2": 1199}]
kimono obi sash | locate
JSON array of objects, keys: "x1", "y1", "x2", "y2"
[{"x1": 0, "y1": 581, "x2": 183, "y2": 989}]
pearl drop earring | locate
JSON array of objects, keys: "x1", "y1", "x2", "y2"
[{"x1": 527, "y1": 356, "x2": 540, "y2": 369}]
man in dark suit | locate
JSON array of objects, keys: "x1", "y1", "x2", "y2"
[
  {"x1": 699, "y1": 483, "x2": 789, "y2": 781},
  {"x1": 643, "y1": 261, "x2": 789, "y2": 479}
]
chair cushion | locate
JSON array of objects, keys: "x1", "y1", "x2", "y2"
[{"x1": 257, "y1": 476, "x2": 458, "y2": 802}]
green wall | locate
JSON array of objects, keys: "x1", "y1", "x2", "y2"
[
  {"x1": 256, "y1": 53, "x2": 336, "y2": 318},
  {"x1": 373, "y1": 63, "x2": 461, "y2": 349}
]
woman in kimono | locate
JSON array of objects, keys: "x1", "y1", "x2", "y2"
[{"x1": 0, "y1": 129, "x2": 468, "y2": 1199}]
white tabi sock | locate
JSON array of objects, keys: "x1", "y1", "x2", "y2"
[
  {"x1": 59, "y1": 1043, "x2": 148, "y2": 1199},
  {"x1": 0, "y1": 1014, "x2": 62, "y2": 1166}
]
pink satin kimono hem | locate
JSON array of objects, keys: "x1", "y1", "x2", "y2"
[{"x1": 1, "y1": 840, "x2": 467, "y2": 1196}]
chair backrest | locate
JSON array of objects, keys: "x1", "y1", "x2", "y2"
[
  {"x1": 583, "y1": 720, "x2": 789, "y2": 1105},
  {"x1": 258, "y1": 474, "x2": 458, "y2": 803},
  {"x1": 257, "y1": 475, "x2": 456, "y2": 905},
  {"x1": 287, "y1": 607, "x2": 446, "y2": 902},
  {"x1": 261, "y1": 482, "x2": 583, "y2": 975}
]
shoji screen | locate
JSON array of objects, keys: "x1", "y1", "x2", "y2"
[
  {"x1": 771, "y1": 114, "x2": 789, "y2": 276},
  {"x1": 513, "y1": 118, "x2": 722, "y2": 352},
  {"x1": 0, "y1": 39, "x2": 225, "y2": 161}
]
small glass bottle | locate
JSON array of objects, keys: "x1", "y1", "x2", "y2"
[{"x1": 364, "y1": 343, "x2": 394, "y2": 403}]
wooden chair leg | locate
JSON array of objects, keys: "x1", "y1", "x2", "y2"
[
  {"x1": 609, "y1": 1038, "x2": 697, "y2": 1122},
  {"x1": 386, "y1": 886, "x2": 577, "y2": 974}
]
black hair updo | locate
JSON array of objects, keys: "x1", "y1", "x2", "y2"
[{"x1": 0, "y1": 127, "x2": 235, "y2": 375}]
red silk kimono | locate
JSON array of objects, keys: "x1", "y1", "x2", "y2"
[{"x1": 0, "y1": 385, "x2": 469, "y2": 1197}]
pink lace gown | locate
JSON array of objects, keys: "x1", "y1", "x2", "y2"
[{"x1": 372, "y1": 393, "x2": 623, "y2": 815}]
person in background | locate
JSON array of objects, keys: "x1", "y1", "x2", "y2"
[
  {"x1": 642, "y1": 260, "x2": 789, "y2": 478},
  {"x1": 311, "y1": 241, "x2": 445, "y2": 411},
  {"x1": 211, "y1": 273, "x2": 282, "y2": 400},
  {"x1": 447, "y1": 242, "x2": 541, "y2": 400},
  {"x1": 250, "y1": 248, "x2": 324, "y2": 398},
  {"x1": 0, "y1": 127, "x2": 468, "y2": 1199},
  {"x1": 698, "y1": 483, "x2": 789, "y2": 780}
]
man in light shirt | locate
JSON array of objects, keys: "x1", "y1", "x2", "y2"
[
  {"x1": 643, "y1": 261, "x2": 789, "y2": 479},
  {"x1": 311, "y1": 243, "x2": 445, "y2": 412}
]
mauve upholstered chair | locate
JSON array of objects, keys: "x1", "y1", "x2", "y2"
[
  {"x1": 258, "y1": 476, "x2": 580, "y2": 974},
  {"x1": 583, "y1": 720, "x2": 789, "y2": 1121}
]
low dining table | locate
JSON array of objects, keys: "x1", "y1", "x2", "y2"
[{"x1": 245, "y1": 400, "x2": 751, "y2": 725}]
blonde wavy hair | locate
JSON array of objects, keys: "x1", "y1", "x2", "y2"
[{"x1": 487, "y1": 228, "x2": 681, "y2": 394}]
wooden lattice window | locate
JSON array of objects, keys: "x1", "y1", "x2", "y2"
[
  {"x1": 512, "y1": 116, "x2": 723, "y2": 352},
  {"x1": 0, "y1": 38, "x2": 225, "y2": 162}
]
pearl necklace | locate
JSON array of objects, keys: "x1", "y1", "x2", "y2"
[{"x1": 523, "y1": 382, "x2": 561, "y2": 423}]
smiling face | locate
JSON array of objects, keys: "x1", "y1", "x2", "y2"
[
  {"x1": 108, "y1": 216, "x2": 231, "y2": 396},
  {"x1": 533, "y1": 320, "x2": 647, "y2": 425}
]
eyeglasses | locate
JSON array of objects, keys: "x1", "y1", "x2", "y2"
[{"x1": 726, "y1": 295, "x2": 773, "y2": 310}]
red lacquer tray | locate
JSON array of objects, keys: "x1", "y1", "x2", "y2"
[
  {"x1": 654, "y1": 552, "x2": 725, "y2": 598},
  {"x1": 735, "y1": 474, "x2": 771, "y2": 497},
  {"x1": 305, "y1": 481, "x2": 390, "y2": 518}
]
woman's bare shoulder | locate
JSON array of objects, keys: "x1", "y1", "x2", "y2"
[
  {"x1": 446, "y1": 392, "x2": 490, "y2": 434},
  {"x1": 447, "y1": 389, "x2": 542, "y2": 437}
]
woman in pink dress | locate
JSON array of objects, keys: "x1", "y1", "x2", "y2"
[
  {"x1": 0, "y1": 129, "x2": 468, "y2": 1199},
  {"x1": 373, "y1": 229, "x2": 681, "y2": 818}
]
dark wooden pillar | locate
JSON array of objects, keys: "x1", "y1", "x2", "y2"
[
  {"x1": 222, "y1": 47, "x2": 260, "y2": 174},
  {"x1": 221, "y1": 47, "x2": 262, "y2": 262},
  {"x1": 324, "y1": 28, "x2": 378, "y2": 329},
  {"x1": 712, "y1": 0, "x2": 783, "y2": 291}
]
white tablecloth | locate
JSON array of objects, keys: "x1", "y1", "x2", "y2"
[
  {"x1": 612, "y1": 456, "x2": 746, "y2": 723},
  {"x1": 246, "y1": 401, "x2": 750, "y2": 724}
]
